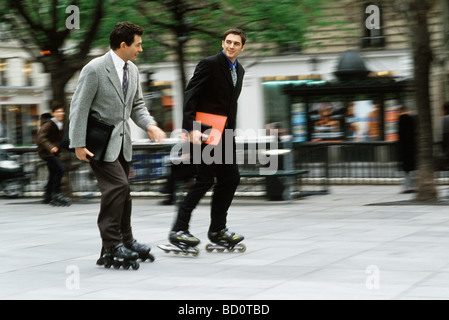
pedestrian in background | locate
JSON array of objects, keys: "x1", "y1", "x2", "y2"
[
  {"x1": 37, "y1": 102, "x2": 71, "y2": 206},
  {"x1": 398, "y1": 105, "x2": 417, "y2": 194}
]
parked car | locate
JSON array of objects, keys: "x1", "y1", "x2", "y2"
[{"x1": 0, "y1": 146, "x2": 29, "y2": 198}]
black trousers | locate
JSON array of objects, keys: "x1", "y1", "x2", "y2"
[
  {"x1": 172, "y1": 155, "x2": 240, "y2": 233},
  {"x1": 43, "y1": 155, "x2": 64, "y2": 198},
  {"x1": 89, "y1": 151, "x2": 133, "y2": 248}
]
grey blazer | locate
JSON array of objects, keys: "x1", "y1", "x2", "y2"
[{"x1": 69, "y1": 51, "x2": 156, "y2": 162}]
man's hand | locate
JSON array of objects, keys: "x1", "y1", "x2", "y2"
[
  {"x1": 75, "y1": 147, "x2": 94, "y2": 163},
  {"x1": 147, "y1": 124, "x2": 167, "y2": 142},
  {"x1": 189, "y1": 130, "x2": 208, "y2": 145}
]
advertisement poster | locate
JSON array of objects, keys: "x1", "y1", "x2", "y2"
[
  {"x1": 384, "y1": 99, "x2": 400, "y2": 142},
  {"x1": 291, "y1": 103, "x2": 307, "y2": 142},
  {"x1": 345, "y1": 100, "x2": 382, "y2": 142},
  {"x1": 310, "y1": 102, "x2": 345, "y2": 142}
]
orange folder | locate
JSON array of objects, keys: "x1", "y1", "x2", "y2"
[{"x1": 195, "y1": 112, "x2": 228, "y2": 145}]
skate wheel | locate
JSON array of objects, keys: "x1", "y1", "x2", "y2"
[
  {"x1": 238, "y1": 244, "x2": 247, "y2": 253},
  {"x1": 192, "y1": 247, "x2": 199, "y2": 257},
  {"x1": 205, "y1": 244, "x2": 214, "y2": 253},
  {"x1": 217, "y1": 248, "x2": 225, "y2": 253},
  {"x1": 132, "y1": 262, "x2": 140, "y2": 270},
  {"x1": 147, "y1": 254, "x2": 155, "y2": 262},
  {"x1": 103, "y1": 256, "x2": 112, "y2": 268}
]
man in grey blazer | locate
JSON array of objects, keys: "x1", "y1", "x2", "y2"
[{"x1": 69, "y1": 22, "x2": 166, "y2": 268}]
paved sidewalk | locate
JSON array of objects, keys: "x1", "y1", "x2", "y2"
[{"x1": 1, "y1": 185, "x2": 449, "y2": 300}]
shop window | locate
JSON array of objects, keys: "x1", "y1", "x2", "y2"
[
  {"x1": 264, "y1": 79, "x2": 403, "y2": 143},
  {"x1": 299, "y1": 97, "x2": 401, "y2": 143},
  {"x1": 0, "y1": 59, "x2": 7, "y2": 86},
  {"x1": 263, "y1": 78, "x2": 325, "y2": 141},
  {"x1": 23, "y1": 61, "x2": 33, "y2": 87},
  {"x1": 1, "y1": 104, "x2": 37, "y2": 146}
]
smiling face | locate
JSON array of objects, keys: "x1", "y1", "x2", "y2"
[
  {"x1": 120, "y1": 34, "x2": 143, "y2": 62},
  {"x1": 222, "y1": 33, "x2": 245, "y2": 63}
]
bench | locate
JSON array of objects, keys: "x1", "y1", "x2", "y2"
[{"x1": 239, "y1": 169, "x2": 309, "y2": 200}]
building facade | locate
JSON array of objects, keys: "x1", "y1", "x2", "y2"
[
  {"x1": 1, "y1": 1, "x2": 448, "y2": 147},
  {"x1": 142, "y1": 0, "x2": 448, "y2": 144},
  {"x1": 0, "y1": 40, "x2": 49, "y2": 146}
]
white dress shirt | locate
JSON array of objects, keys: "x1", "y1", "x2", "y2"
[{"x1": 110, "y1": 49, "x2": 128, "y2": 86}]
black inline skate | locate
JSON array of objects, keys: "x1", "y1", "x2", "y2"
[
  {"x1": 96, "y1": 243, "x2": 140, "y2": 270},
  {"x1": 205, "y1": 228, "x2": 246, "y2": 253},
  {"x1": 125, "y1": 239, "x2": 155, "y2": 263},
  {"x1": 49, "y1": 193, "x2": 71, "y2": 207},
  {"x1": 158, "y1": 230, "x2": 200, "y2": 256}
]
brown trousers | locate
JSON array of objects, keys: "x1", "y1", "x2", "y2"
[{"x1": 89, "y1": 151, "x2": 133, "y2": 248}]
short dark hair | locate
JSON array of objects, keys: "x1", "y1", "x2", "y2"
[
  {"x1": 222, "y1": 28, "x2": 246, "y2": 46},
  {"x1": 50, "y1": 100, "x2": 63, "y2": 113},
  {"x1": 110, "y1": 22, "x2": 144, "y2": 50}
]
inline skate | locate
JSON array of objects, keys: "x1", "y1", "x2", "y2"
[
  {"x1": 96, "y1": 244, "x2": 140, "y2": 270},
  {"x1": 50, "y1": 193, "x2": 71, "y2": 207},
  {"x1": 205, "y1": 228, "x2": 246, "y2": 253},
  {"x1": 158, "y1": 230, "x2": 200, "y2": 256},
  {"x1": 125, "y1": 239, "x2": 155, "y2": 263}
]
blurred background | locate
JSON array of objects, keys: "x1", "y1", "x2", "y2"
[{"x1": 0, "y1": 0, "x2": 448, "y2": 200}]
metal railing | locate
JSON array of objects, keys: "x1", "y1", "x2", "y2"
[{"x1": 2, "y1": 140, "x2": 448, "y2": 197}]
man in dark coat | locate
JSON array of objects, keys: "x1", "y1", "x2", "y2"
[
  {"x1": 37, "y1": 103, "x2": 70, "y2": 205},
  {"x1": 168, "y1": 28, "x2": 247, "y2": 249}
]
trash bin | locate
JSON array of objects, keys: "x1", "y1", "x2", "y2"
[{"x1": 263, "y1": 149, "x2": 292, "y2": 200}]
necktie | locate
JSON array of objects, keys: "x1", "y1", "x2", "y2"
[
  {"x1": 231, "y1": 65, "x2": 237, "y2": 87},
  {"x1": 122, "y1": 62, "x2": 128, "y2": 99}
]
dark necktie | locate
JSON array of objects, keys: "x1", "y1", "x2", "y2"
[
  {"x1": 122, "y1": 62, "x2": 128, "y2": 99},
  {"x1": 231, "y1": 65, "x2": 237, "y2": 87}
]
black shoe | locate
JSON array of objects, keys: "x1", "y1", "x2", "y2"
[
  {"x1": 106, "y1": 243, "x2": 139, "y2": 260},
  {"x1": 208, "y1": 228, "x2": 244, "y2": 245},
  {"x1": 98, "y1": 244, "x2": 140, "y2": 270},
  {"x1": 50, "y1": 193, "x2": 71, "y2": 207},
  {"x1": 124, "y1": 239, "x2": 155, "y2": 262},
  {"x1": 96, "y1": 246, "x2": 106, "y2": 266},
  {"x1": 169, "y1": 230, "x2": 200, "y2": 247}
]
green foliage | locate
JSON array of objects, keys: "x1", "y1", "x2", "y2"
[
  {"x1": 221, "y1": 0, "x2": 336, "y2": 54},
  {"x1": 94, "y1": 0, "x2": 337, "y2": 61},
  {"x1": 1, "y1": 0, "x2": 338, "y2": 62}
]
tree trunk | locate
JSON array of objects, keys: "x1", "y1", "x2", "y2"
[
  {"x1": 412, "y1": 0, "x2": 437, "y2": 201},
  {"x1": 176, "y1": 40, "x2": 188, "y2": 97}
]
